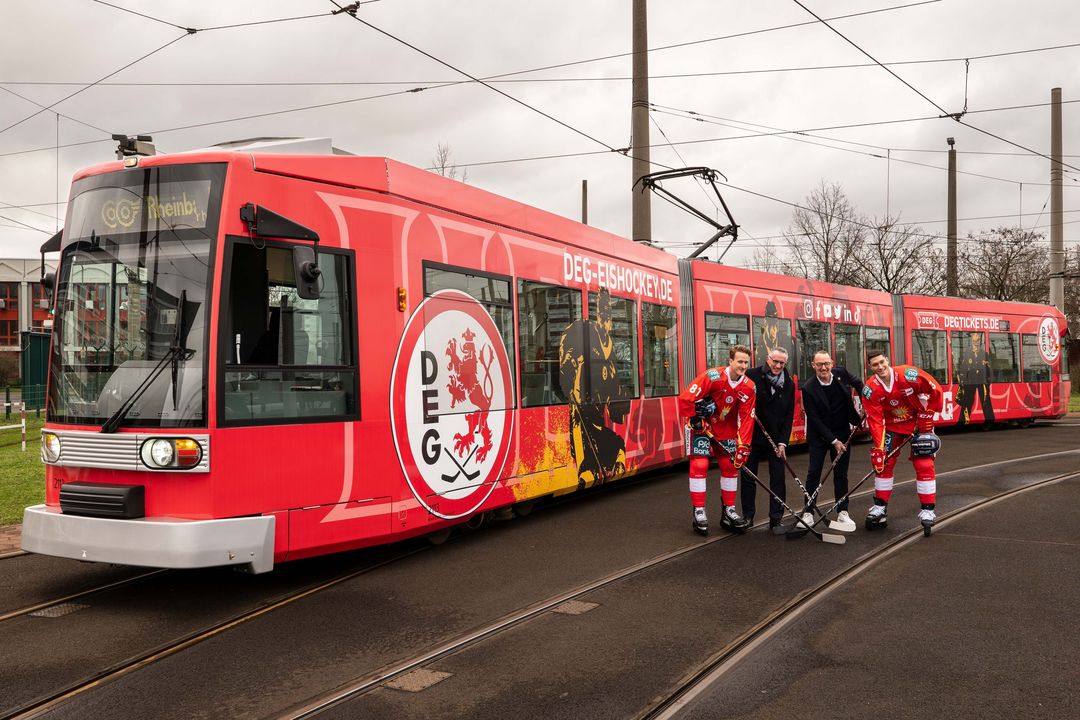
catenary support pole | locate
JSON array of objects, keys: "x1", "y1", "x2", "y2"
[
  {"x1": 631, "y1": 0, "x2": 651, "y2": 244},
  {"x1": 946, "y1": 137, "x2": 958, "y2": 296},
  {"x1": 1049, "y1": 87, "x2": 1064, "y2": 312}
]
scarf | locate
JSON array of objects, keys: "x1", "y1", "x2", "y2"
[{"x1": 765, "y1": 368, "x2": 785, "y2": 394}]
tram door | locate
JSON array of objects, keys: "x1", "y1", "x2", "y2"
[{"x1": 217, "y1": 237, "x2": 360, "y2": 512}]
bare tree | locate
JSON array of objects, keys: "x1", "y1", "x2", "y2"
[
  {"x1": 745, "y1": 245, "x2": 791, "y2": 274},
  {"x1": 850, "y1": 217, "x2": 947, "y2": 294},
  {"x1": 957, "y1": 226, "x2": 1049, "y2": 302},
  {"x1": 782, "y1": 180, "x2": 865, "y2": 285},
  {"x1": 431, "y1": 142, "x2": 468, "y2": 183}
]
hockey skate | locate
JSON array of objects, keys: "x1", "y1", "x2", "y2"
[
  {"x1": 692, "y1": 507, "x2": 709, "y2": 537},
  {"x1": 865, "y1": 503, "x2": 888, "y2": 530},
  {"x1": 918, "y1": 507, "x2": 936, "y2": 536},
  {"x1": 720, "y1": 505, "x2": 750, "y2": 534},
  {"x1": 829, "y1": 509, "x2": 857, "y2": 533}
]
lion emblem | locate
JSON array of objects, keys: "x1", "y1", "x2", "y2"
[{"x1": 446, "y1": 327, "x2": 495, "y2": 462}]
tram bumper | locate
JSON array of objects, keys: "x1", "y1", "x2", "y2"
[{"x1": 21, "y1": 505, "x2": 276, "y2": 574}]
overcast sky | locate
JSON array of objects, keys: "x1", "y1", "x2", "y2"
[{"x1": 1, "y1": 0, "x2": 1077, "y2": 270}]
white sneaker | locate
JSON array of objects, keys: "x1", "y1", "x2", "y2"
[
  {"x1": 918, "y1": 508, "x2": 936, "y2": 523},
  {"x1": 830, "y1": 509, "x2": 857, "y2": 533},
  {"x1": 799, "y1": 512, "x2": 815, "y2": 528}
]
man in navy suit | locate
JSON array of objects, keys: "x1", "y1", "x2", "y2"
[
  {"x1": 742, "y1": 348, "x2": 795, "y2": 530},
  {"x1": 800, "y1": 350, "x2": 864, "y2": 530}
]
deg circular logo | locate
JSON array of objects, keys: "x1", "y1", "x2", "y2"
[
  {"x1": 1037, "y1": 316, "x2": 1060, "y2": 364},
  {"x1": 390, "y1": 289, "x2": 514, "y2": 519}
]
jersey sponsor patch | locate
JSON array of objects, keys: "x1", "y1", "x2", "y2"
[
  {"x1": 690, "y1": 434, "x2": 713, "y2": 456},
  {"x1": 904, "y1": 368, "x2": 919, "y2": 382},
  {"x1": 707, "y1": 369, "x2": 722, "y2": 380},
  {"x1": 862, "y1": 385, "x2": 873, "y2": 399},
  {"x1": 737, "y1": 392, "x2": 749, "y2": 402}
]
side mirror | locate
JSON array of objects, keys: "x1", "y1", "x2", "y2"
[
  {"x1": 292, "y1": 245, "x2": 321, "y2": 300},
  {"x1": 42, "y1": 272, "x2": 56, "y2": 303}
]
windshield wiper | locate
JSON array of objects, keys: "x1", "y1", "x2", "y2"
[{"x1": 100, "y1": 290, "x2": 193, "y2": 434}]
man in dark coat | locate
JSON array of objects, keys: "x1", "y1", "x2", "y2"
[
  {"x1": 742, "y1": 347, "x2": 795, "y2": 530},
  {"x1": 800, "y1": 350, "x2": 864, "y2": 530}
]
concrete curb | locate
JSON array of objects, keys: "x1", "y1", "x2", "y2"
[{"x1": 0, "y1": 524, "x2": 21, "y2": 554}]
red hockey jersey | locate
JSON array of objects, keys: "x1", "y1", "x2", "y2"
[
  {"x1": 678, "y1": 366, "x2": 756, "y2": 445},
  {"x1": 861, "y1": 364, "x2": 944, "y2": 448}
]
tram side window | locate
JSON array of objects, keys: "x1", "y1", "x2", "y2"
[
  {"x1": 752, "y1": 314, "x2": 793, "y2": 370},
  {"x1": 989, "y1": 332, "x2": 1019, "y2": 382},
  {"x1": 705, "y1": 313, "x2": 750, "y2": 368},
  {"x1": 643, "y1": 302, "x2": 678, "y2": 397},
  {"x1": 424, "y1": 265, "x2": 516, "y2": 398},
  {"x1": 834, "y1": 323, "x2": 864, "y2": 378},
  {"x1": 589, "y1": 292, "x2": 640, "y2": 398},
  {"x1": 795, "y1": 320, "x2": 830, "y2": 383},
  {"x1": 866, "y1": 327, "x2": 890, "y2": 365},
  {"x1": 911, "y1": 330, "x2": 948, "y2": 384},
  {"x1": 222, "y1": 241, "x2": 357, "y2": 424},
  {"x1": 517, "y1": 280, "x2": 582, "y2": 407},
  {"x1": 1021, "y1": 334, "x2": 1051, "y2": 382}
]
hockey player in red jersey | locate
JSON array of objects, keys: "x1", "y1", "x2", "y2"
[
  {"x1": 861, "y1": 350, "x2": 944, "y2": 534},
  {"x1": 678, "y1": 344, "x2": 756, "y2": 536}
]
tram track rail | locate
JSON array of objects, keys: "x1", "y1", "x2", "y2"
[
  {"x1": 1, "y1": 545, "x2": 430, "y2": 720},
  {"x1": 282, "y1": 452, "x2": 1080, "y2": 719},
  {"x1": 640, "y1": 467, "x2": 1080, "y2": 720},
  {"x1": 6, "y1": 447, "x2": 1078, "y2": 719},
  {"x1": 0, "y1": 569, "x2": 168, "y2": 625}
]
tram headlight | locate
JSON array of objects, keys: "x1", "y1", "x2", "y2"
[
  {"x1": 149, "y1": 439, "x2": 174, "y2": 467},
  {"x1": 140, "y1": 438, "x2": 203, "y2": 470},
  {"x1": 41, "y1": 433, "x2": 61, "y2": 463}
]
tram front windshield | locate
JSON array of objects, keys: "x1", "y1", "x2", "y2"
[{"x1": 48, "y1": 163, "x2": 225, "y2": 428}]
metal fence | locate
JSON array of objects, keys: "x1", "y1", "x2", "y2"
[{"x1": 4, "y1": 385, "x2": 45, "y2": 419}]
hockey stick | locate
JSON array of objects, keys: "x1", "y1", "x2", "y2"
[
  {"x1": 716, "y1": 440, "x2": 845, "y2": 545},
  {"x1": 788, "y1": 433, "x2": 913, "y2": 537},
  {"x1": 751, "y1": 415, "x2": 818, "y2": 529}
]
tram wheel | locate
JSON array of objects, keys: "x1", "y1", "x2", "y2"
[
  {"x1": 465, "y1": 512, "x2": 489, "y2": 530},
  {"x1": 426, "y1": 529, "x2": 452, "y2": 545},
  {"x1": 513, "y1": 501, "x2": 535, "y2": 518}
]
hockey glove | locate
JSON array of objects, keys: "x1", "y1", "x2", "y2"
[
  {"x1": 915, "y1": 411, "x2": 935, "y2": 434},
  {"x1": 733, "y1": 445, "x2": 750, "y2": 469},
  {"x1": 694, "y1": 398, "x2": 718, "y2": 420},
  {"x1": 688, "y1": 416, "x2": 707, "y2": 434},
  {"x1": 870, "y1": 447, "x2": 886, "y2": 474},
  {"x1": 911, "y1": 432, "x2": 941, "y2": 457}
]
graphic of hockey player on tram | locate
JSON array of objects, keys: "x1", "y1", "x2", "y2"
[
  {"x1": 953, "y1": 331, "x2": 995, "y2": 425},
  {"x1": 559, "y1": 288, "x2": 631, "y2": 489},
  {"x1": 753, "y1": 300, "x2": 794, "y2": 370}
]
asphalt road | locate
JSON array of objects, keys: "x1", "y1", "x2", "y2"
[{"x1": 3, "y1": 421, "x2": 1078, "y2": 720}]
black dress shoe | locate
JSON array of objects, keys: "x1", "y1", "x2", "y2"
[{"x1": 769, "y1": 517, "x2": 788, "y2": 535}]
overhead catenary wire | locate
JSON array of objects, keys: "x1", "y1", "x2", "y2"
[
  {"x1": 8, "y1": 38, "x2": 1080, "y2": 88},
  {"x1": 0, "y1": 0, "x2": 943, "y2": 156},
  {"x1": 648, "y1": 106, "x2": 1028, "y2": 187},
  {"x1": 327, "y1": 1, "x2": 619, "y2": 154},
  {"x1": 791, "y1": 0, "x2": 1080, "y2": 175},
  {"x1": 89, "y1": 0, "x2": 380, "y2": 34},
  {"x1": 0, "y1": 33, "x2": 191, "y2": 139}
]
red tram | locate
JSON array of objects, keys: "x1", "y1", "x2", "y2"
[{"x1": 22, "y1": 146, "x2": 1069, "y2": 573}]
